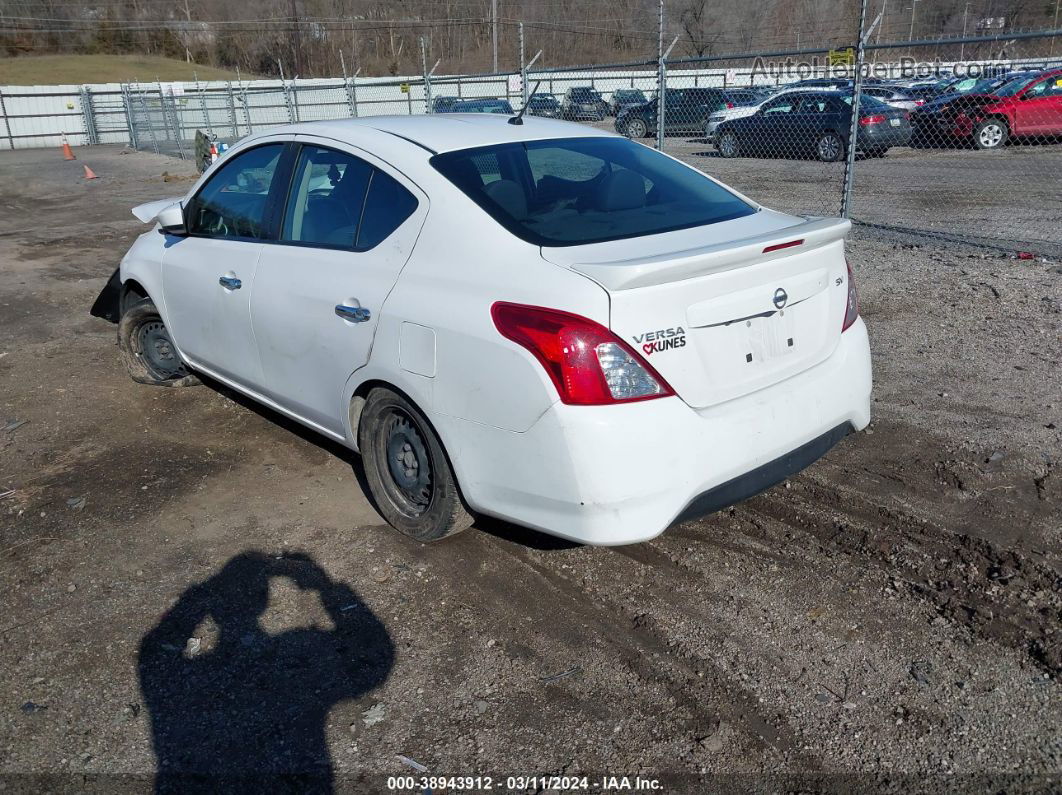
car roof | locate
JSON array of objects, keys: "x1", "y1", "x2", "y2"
[{"x1": 246, "y1": 114, "x2": 614, "y2": 154}]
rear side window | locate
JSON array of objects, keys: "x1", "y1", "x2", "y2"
[
  {"x1": 277, "y1": 145, "x2": 417, "y2": 251},
  {"x1": 282, "y1": 145, "x2": 372, "y2": 249},
  {"x1": 357, "y1": 169, "x2": 419, "y2": 249},
  {"x1": 431, "y1": 136, "x2": 755, "y2": 247}
]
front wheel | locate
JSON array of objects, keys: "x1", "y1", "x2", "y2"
[
  {"x1": 118, "y1": 297, "x2": 200, "y2": 387},
  {"x1": 624, "y1": 118, "x2": 649, "y2": 138},
  {"x1": 973, "y1": 118, "x2": 1008, "y2": 150},
  {"x1": 816, "y1": 132, "x2": 845, "y2": 162},
  {"x1": 359, "y1": 388, "x2": 473, "y2": 542},
  {"x1": 717, "y1": 130, "x2": 741, "y2": 158}
]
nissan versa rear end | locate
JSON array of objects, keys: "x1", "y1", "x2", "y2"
[{"x1": 110, "y1": 115, "x2": 871, "y2": 546}]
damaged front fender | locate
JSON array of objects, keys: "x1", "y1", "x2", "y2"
[{"x1": 90, "y1": 267, "x2": 122, "y2": 324}]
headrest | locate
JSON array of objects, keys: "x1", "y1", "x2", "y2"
[
  {"x1": 483, "y1": 179, "x2": 528, "y2": 220},
  {"x1": 596, "y1": 169, "x2": 646, "y2": 212}
]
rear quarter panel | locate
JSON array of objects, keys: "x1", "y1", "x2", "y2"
[{"x1": 356, "y1": 185, "x2": 611, "y2": 436}]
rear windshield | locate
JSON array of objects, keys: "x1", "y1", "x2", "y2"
[{"x1": 430, "y1": 136, "x2": 755, "y2": 247}]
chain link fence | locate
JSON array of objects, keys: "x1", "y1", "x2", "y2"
[{"x1": 2, "y1": 29, "x2": 1059, "y2": 256}]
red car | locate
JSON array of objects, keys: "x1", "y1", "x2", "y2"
[{"x1": 944, "y1": 69, "x2": 1062, "y2": 149}]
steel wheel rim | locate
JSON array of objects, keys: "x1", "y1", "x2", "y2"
[
  {"x1": 136, "y1": 319, "x2": 187, "y2": 380},
  {"x1": 719, "y1": 133, "x2": 737, "y2": 156},
  {"x1": 979, "y1": 124, "x2": 1003, "y2": 148},
  {"x1": 818, "y1": 135, "x2": 840, "y2": 161},
  {"x1": 628, "y1": 120, "x2": 646, "y2": 138},
  {"x1": 378, "y1": 408, "x2": 434, "y2": 518}
]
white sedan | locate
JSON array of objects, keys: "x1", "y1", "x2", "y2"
[{"x1": 99, "y1": 113, "x2": 871, "y2": 545}]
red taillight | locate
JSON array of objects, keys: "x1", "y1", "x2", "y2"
[
  {"x1": 915, "y1": 99, "x2": 925, "y2": 106},
  {"x1": 491, "y1": 302, "x2": 675, "y2": 405},
  {"x1": 842, "y1": 259, "x2": 860, "y2": 332},
  {"x1": 859, "y1": 114, "x2": 887, "y2": 126}
]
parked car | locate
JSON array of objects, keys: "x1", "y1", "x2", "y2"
[
  {"x1": 99, "y1": 115, "x2": 870, "y2": 545},
  {"x1": 526, "y1": 93, "x2": 561, "y2": 118},
  {"x1": 704, "y1": 85, "x2": 836, "y2": 143},
  {"x1": 609, "y1": 88, "x2": 648, "y2": 116},
  {"x1": 562, "y1": 87, "x2": 608, "y2": 120},
  {"x1": 859, "y1": 85, "x2": 924, "y2": 111},
  {"x1": 912, "y1": 69, "x2": 1062, "y2": 149},
  {"x1": 720, "y1": 87, "x2": 774, "y2": 107},
  {"x1": 431, "y1": 96, "x2": 460, "y2": 113},
  {"x1": 715, "y1": 90, "x2": 911, "y2": 161},
  {"x1": 616, "y1": 87, "x2": 731, "y2": 138},
  {"x1": 450, "y1": 98, "x2": 515, "y2": 114}
]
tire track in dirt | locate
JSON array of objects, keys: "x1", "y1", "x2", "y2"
[
  {"x1": 739, "y1": 430, "x2": 1061, "y2": 676},
  {"x1": 458, "y1": 527, "x2": 822, "y2": 773}
]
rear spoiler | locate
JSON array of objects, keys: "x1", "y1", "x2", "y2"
[
  {"x1": 570, "y1": 217, "x2": 851, "y2": 291},
  {"x1": 132, "y1": 197, "x2": 183, "y2": 224}
]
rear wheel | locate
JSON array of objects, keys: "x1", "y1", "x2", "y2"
[
  {"x1": 816, "y1": 132, "x2": 845, "y2": 162},
  {"x1": 974, "y1": 118, "x2": 1008, "y2": 150},
  {"x1": 118, "y1": 297, "x2": 199, "y2": 387},
  {"x1": 359, "y1": 388, "x2": 473, "y2": 542},
  {"x1": 717, "y1": 130, "x2": 741, "y2": 158}
]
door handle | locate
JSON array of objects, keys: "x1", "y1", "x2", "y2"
[
  {"x1": 219, "y1": 275, "x2": 242, "y2": 290},
  {"x1": 335, "y1": 304, "x2": 371, "y2": 323}
]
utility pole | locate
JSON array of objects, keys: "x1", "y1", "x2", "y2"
[
  {"x1": 908, "y1": 0, "x2": 919, "y2": 42},
  {"x1": 960, "y1": 1, "x2": 971, "y2": 61},
  {"x1": 657, "y1": 0, "x2": 664, "y2": 151},
  {"x1": 291, "y1": 0, "x2": 303, "y2": 76},
  {"x1": 421, "y1": 36, "x2": 432, "y2": 113},
  {"x1": 841, "y1": 0, "x2": 869, "y2": 219},
  {"x1": 518, "y1": 22, "x2": 526, "y2": 106},
  {"x1": 1052, "y1": 0, "x2": 1059, "y2": 54},
  {"x1": 492, "y1": 0, "x2": 499, "y2": 73}
]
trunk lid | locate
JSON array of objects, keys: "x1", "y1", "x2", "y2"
[{"x1": 541, "y1": 211, "x2": 852, "y2": 409}]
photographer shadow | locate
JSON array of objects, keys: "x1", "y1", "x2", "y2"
[{"x1": 138, "y1": 551, "x2": 393, "y2": 793}]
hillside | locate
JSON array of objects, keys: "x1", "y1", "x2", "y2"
[{"x1": 0, "y1": 55, "x2": 253, "y2": 86}]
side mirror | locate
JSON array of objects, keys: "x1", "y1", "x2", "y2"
[{"x1": 156, "y1": 202, "x2": 187, "y2": 236}]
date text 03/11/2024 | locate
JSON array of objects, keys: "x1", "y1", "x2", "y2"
[{"x1": 386, "y1": 774, "x2": 664, "y2": 791}]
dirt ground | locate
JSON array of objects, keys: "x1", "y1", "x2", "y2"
[{"x1": 0, "y1": 145, "x2": 1059, "y2": 792}]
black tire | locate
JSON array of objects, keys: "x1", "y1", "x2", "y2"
[
  {"x1": 118, "y1": 297, "x2": 199, "y2": 387},
  {"x1": 816, "y1": 132, "x2": 845, "y2": 162},
  {"x1": 717, "y1": 130, "x2": 741, "y2": 158},
  {"x1": 358, "y1": 387, "x2": 473, "y2": 543},
  {"x1": 625, "y1": 117, "x2": 649, "y2": 139},
  {"x1": 973, "y1": 117, "x2": 1008, "y2": 150}
]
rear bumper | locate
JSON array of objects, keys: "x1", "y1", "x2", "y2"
[
  {"x1": 858, "y1": 124, "x2": 911, "y2": 148},
  {"x1": 438, "y1": 319, "x2": 872, "y2": 545}
]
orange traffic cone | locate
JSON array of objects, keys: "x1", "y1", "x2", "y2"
[
  {"x1": 61, "y1": 134, "x2": 75, "y2": 161},
  {"x1": 82, "y1": 164, "x2": 98, "y2": 180}
]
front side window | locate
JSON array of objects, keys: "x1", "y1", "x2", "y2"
[
  {"x1": 282, "y1": 145, "x2": 372, "y2": 249},
  {"x1": 188, "y1": 144, "x2": 283, "y2": 239},
  {"x1": 431, "y1": 136, "x2": 755, "y2": 247}
]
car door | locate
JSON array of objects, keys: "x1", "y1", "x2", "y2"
[
  {"x1": 162, "y1": 140, "x2": 290, "y2": 388},
  {"x1": 1012, "y1": 75, "x2": 1062, "y2": 135},
  {"x1": 747, "y1": 94, "x2": 798, "y2": 152},
  {"x1": 663, "y1": 91, "x2": 688, "y2": 133},
  {"x1": 250, "y1": 138, "x2": 427, "y2": 434}
]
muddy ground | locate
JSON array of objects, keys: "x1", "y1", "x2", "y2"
[{"x1": 0, "y1": 145, "x2": 1059, "y2": 792}]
